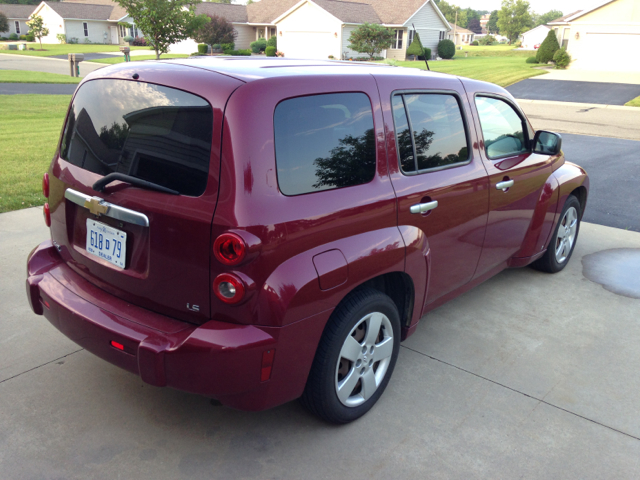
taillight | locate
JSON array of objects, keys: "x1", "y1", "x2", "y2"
[
  {"x1": 43, "y1": 203, "x2": 51, "y2": 227},
  {"x1": 213, "y1": 273, "x2": 245, "y2": 304},
  {"x1": 214, "y1": 233, "x2": 246, "y2": 266},
  {"x1": 42, "y1": 173, "x2": 49, "y2": 198}
]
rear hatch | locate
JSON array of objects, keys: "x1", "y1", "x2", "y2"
[{"x1": 48, "y1": 73, "x2": 241, "y2": 324}]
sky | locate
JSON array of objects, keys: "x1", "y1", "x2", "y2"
[{"x1": 452, "y1": 0, "x2": 599, "y2": 15}]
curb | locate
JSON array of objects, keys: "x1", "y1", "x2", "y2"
[{"x1": 515, "y1": 98, "x2": 639, "y2": 111}]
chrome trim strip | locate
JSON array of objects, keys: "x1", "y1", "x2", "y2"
[{"x1": 64, "y1": 188, "x2": 150, "y2": 227}]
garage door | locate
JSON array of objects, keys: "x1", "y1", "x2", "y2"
[
  {"x1": 282, "y1": 31, "x2": 334, "y2": 59},
  {"x1": 577, "y1": 33, "x2": 640, "y2": 71}
]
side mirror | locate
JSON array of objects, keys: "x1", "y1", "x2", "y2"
[{"x1": 533, "y1": 131, "x2": 562, "y2": 155}]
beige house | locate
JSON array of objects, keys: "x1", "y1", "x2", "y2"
[
  {"x1": 173, "y1": 0, "x2": 451, "y2": 61},
  {"x1": 0, "y1": 4, "x2": 35, "y2": 38},
  {"x1": 30, "y1": 0, "x2": 139, "y2": 45},
  {"x1": 447, "y1": 24, "x2": 474, "y2": 45},
  {"x1": 548, "y1": 0, "x2": 640, "y2": 71}
]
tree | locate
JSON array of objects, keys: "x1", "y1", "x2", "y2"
[
  {"x1": 193, "y1": 14, "x2": 236, "y2": 49},
  {"x1": 487, "y1": 10, "x2": 499, "y2": 33},
  {"x1": 347, "y1": 23, "x2": 394, "y2": 60},
  {"x1": 536, "y1": 29, "x2": 559, "y2": 63},
  {"x1": 114, "y1": 0, "x2": 209, "y2": 59},
  {"x1": 26, "y1": 15, "x2": 49, "y2": 50},
  {"x1": 467, "y1": 18, "x2": 482, "y2": 34},
  {"x1": 532, "y1": 9, "x2": 563, "y2": 27},
  {"x1": 406, "y1": 32, "x2": 424, "y2": 60},
  {"x1": 497, "y1": 0, "x2": 533, "y2": 44},
  {"x1": 434, "y1": 0, "x2": 467, "y2": 28},
  {"x1": 0, "y1": 13, "x2": 8, "y2": 34}
]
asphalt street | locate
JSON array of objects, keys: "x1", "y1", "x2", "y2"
[
  {"x1": 1, "y1": 208, "x2": 639, "y2": 479},
  {"x1": 507, "y1": 79, "x2": 640, "y2": 105},
  {"x1": 0, "y1": 53, "x2": 104, "y2": 76},
  {"x1": 0, "y1": 83, "x2": 77, "y2": 95}
]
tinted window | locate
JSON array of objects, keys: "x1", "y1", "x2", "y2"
[
  {"x1": 60, "y1": 79, "x2": 213, "y2": 196},
  {"x1": 393, "y1": 93, "x2": 469, "y2": 174},
  {"x1": 274, "y1": 93, "x2": 376, "y2": 196},
  {"x1": 475, "y1": 96, "x2": 528, "y2": 159}
]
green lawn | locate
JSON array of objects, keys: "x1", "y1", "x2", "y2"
[
  {"x1": 88, "y1": 54, "x2": 190, "y2": 64},
  {"x1": 393, "y1": 56, "x2": 547, "y2": 87},
  {"x1": 459, "y1": 44, "x2": 532, "y2": 58},
  {"x1": 0, "y1": 95, "x2": 71, "y2": 213},
  {"x1": 0, "y1": 70, "x2": 81, "y2": 83},
  {"x1": 625, "y1": 96, "x2": 640, "y2": 107},
  {"x1": 0, "y1": 43, "x2": 148, "y2": 57}
]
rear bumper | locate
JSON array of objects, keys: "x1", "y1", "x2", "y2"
[{"x1": 26, "y1": 240, "x2": 330, "y2": 410}]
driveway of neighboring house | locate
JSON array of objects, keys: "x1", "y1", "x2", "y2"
[{"x1": 506, "y1": 79, "x2": 640, "y2": 105}]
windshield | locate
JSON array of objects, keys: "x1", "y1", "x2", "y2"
[{"x1": 60, "y1": 79, "x2": 213, "y2": 196}]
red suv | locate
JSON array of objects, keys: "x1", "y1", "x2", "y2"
[{"x1": 26, "y1": 58, "x2": 588, "y2": 423}]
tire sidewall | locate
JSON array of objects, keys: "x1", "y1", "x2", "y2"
[
  {"x1": 549, "y1": 195, "x2": 582, "y2": 271},
  {"x1": 316, "y1": 290, "x2": 401, "y2": 423}
]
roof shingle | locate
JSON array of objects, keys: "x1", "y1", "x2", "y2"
[
  {"x1": 196, "y1": 3, "x2": 248, "y2": 23},
  {"x1": 0, "y1": 4, "x2": 37, "y2": 19}
]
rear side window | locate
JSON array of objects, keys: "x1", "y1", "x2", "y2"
[
  {"x1": 392, "y1": 93, "x2": 469, "y2": 174},
  {"x1": 274, "y1": 93, "x2": 376, "y2": 196},
  {"x1": 60, "y1": 79, "x2": 213, "y2": 197},
  {"x1": 475, "y1": 96, "x2": 528, "y2": 159}
]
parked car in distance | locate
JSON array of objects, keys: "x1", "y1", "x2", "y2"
[
  {"x1": 534, "y1": 43, "x2": 541, "y2": 49},
  {"x1": 26, "y1": 58, "x2": 588, "y2": 424}
]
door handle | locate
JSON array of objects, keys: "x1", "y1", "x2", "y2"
[
  {"x1": 496, "y1": 180, "x2": 514, "y2": 190},
  {"x1": 410, "y1": 200, "x2": 438, "y2": 214}
]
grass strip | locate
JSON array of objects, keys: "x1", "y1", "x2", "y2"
[
  {"x1": 0, "y1": 43, "x2": 148, "y2": 57},
  {"x1": 0, "y1": 95, "x2": 71, "y2": 213},
  {"x1": 0, "y1": 70, "x2": 81, "y2": 84},
  {"x1": 624, "y1": 95, "x2": 640, "y2": 107}
]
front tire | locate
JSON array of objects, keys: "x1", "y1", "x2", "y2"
[
  {"x1": 531, "y1": 195, "x2": 581, "y2": 273},
  {"x1": 300, "y1": 288, "x2": 401, "y2": 424}
]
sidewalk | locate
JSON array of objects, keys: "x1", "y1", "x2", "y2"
[{"x1": 0, "y1": 53, "x2": 104, "y2": 77}]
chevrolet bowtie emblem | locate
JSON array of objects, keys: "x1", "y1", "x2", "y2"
[{"x1": 84, "y1": 197, "x2": 109, "y2": 216}]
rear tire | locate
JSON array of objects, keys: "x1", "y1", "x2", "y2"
[
  {"x1": 300, "y1": 288, "x2": 400, "y2": 424},
  {"x1": 531, "y1": 195, "x2": 581, "y2": 273}
]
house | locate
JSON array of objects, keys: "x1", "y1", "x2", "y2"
[
  {"x1": 548, "y1": 0, "x2": 640, "y2": 71},
  {"x1": 172, "y1": 0, "x2": 451, "y2": 61},
  {"x1": 0, "y1": 4, "x2": 36, "y2": 38},
  {"x1": 447, "y1": 24, "x2": 474, "y2": 45},
  {"x1": 29, "y1": 0, "x2": 139, "y2": 45},
  {"x1": 519, "y1": 24, "x2": 550, "y2": 49}
]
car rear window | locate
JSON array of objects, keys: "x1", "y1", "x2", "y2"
[
  {"x1": 60, "y1": 79, "x2": 213, "y2": 197},
  {"x1": 273, "y1": 93, "x2": 376, "y2": 196}
]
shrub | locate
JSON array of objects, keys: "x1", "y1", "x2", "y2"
[
  {"x1": 471, "y1": 40, "x2": 479, "y2": 46},
  {"x1": 276, "y1": 50, "x2": 284, "y2": 57},
  {"x1": 68, "y1": 37, "x2": 78, "y2": 44},
  {"x1": 132, "y1": 36, "x2": 147, "y2": 46},
  {"x1": 83, "y1": 38, "x2": 92, "y2": 44},
  {"x1": 221, "y1": 42, "x2": 234, "y2": 53},
  {"x1": 123, "y1": 35, "x2": 133, "y2": 43},
  {"x1": 406, "y1": 35, "x2": 423, "y2": 58},
  {"x1": 265, "y1": 46, "x2": 276, "y2": 57},
  {"x1": 197, "y1": 43, "x2": 208, "y2": 54},
  {"x1": 422, "y1": 47, "x2": 431, "y2": 60},
  {"x1": 56, "y1": 33, "x2": 66, "y2": 44},
  {"x1": 514, "y1": 40, "x2": 522, "y2": 47},
  {"x1": 478, "y1": 35, "x2": 496, "y2": 46},
  {"x1": 212, "y1": 43, "x2": 221, "y2": 50},
  {"x1": 25, "y1": 34, "x2": 35, "y2": 42},
  {"x1": 536, "y1": 30, "x2": 560, "y2": 64},
  {"x1": 525, "y1": 56, "x2": 539, "y2": 64},
  {"x1": 250, "y1": 37, "x2": 267, "y2": 53},
  {"x1": 19, "y1": 35, "x2": 27, "y2": 40},
  {"x1": 553, "y1": 48, "x2": 571, "y2": 68},
  {"x1": 224, "y1": 49, "x2": 251, "y2": 56},
  {"x1": 267, "y1": 35, "x2": 277, "y2": 48},
  {"x1": 382, "y1": 58, "x2": 399, "y2": 66},
  {"x1": 9, "y1": 33, "x2": 18, "y2": 40},
  {"x1": 437, "y1": 39, "x2": 455, "y2": 59}
]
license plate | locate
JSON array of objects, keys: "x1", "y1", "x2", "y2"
[{"x1": 86, "y1": 219, "x2": 127, "y2": 268}]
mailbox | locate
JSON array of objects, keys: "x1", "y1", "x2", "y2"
[
  {"x1": 120, "y1": 46, "x2": 131, "y2": 62},
  {"x1": 68, "y1": 53, "x2": 85, "y2": 77}
]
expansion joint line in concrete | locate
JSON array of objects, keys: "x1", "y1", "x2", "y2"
[
  {"x1": 401, "y1": 345, "x2": 640, "y2": 443},
  {"x1": 0, "y1": 348, "x2": 84, "y2": 385}
]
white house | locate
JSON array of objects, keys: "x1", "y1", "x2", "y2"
[
  {"x1": 548, "y1": 0, "x2": 640, "y2": 71},
  {"x1": 0, "y1": 4, "x2": 35, "y2": 38},
  {"x1": 30, "y1": 0, "x2": 140, "y2": 45},
  {"x1": 447, "y1": 24, "x2": 474, "y2": 46},
  {"x1": 519, "y1": 24, "x2": 550, "y2": 49},
  {"x1": 172, "y1": 0, "x2": 451, "y2": 60}
]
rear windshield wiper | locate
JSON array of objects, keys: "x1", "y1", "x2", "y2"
[{"x1": 93, "y1": 173, "x2": 179, "y2": 195}]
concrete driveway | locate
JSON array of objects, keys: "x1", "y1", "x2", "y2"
[
  {"x1": 1, "y1": 207, "x2": 639, "y2": 479},
  {"x1": 506, "y1": 79, "x2": 640, "y2": 105}
]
